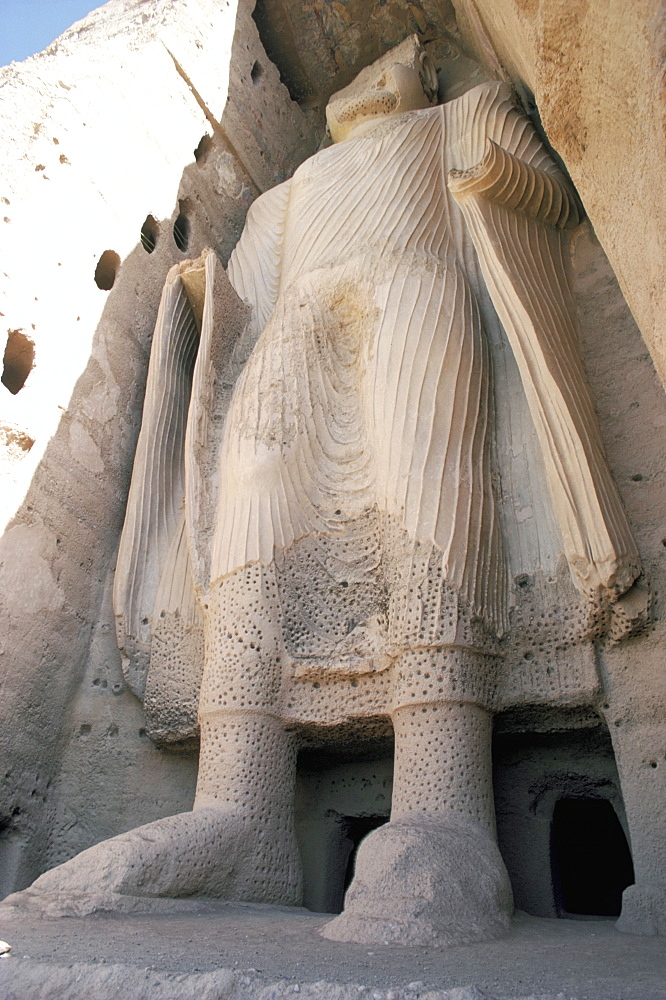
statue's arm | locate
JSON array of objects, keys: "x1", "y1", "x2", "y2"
[
  {"x1": 446, "y1": 84, "x2": 642, "y2": 609},
  {"x1": 445, "y1": 81, "x2": 581, "y2": 230},
  {"x1": 113, "y1": 263, "x2": 201, "y2": 699},
  {"x1": 448, "y1": 137, "x2": 582, "y2": 230},
  {"x1": 184, "y1": 179, "x2": 292, "y2": 593}
]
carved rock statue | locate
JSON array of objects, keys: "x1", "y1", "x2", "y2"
[{"x1": 9, "y1": 36, "x2": 643, "y2": 945}]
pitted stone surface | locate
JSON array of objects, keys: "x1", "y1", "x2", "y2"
[{"x1": 1, "y1": 0, "x2": 664, "y2": 956}]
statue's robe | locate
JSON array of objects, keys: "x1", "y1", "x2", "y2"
[
  {"x1": 209, "y1": 81, "x2": 638, "y2": 657},
  {"x1": 114, "y1": 82, "x2": 640, "y2": 716}
]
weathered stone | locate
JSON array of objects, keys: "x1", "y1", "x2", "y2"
[
  {"x1": 0, "y1": 0, "x2": 317, "y2": 893},
  {"x1": 0, "y1": 0, "x2": 664, "y2": 957},
  {"x1": 450, "y1": 0, "x2": 666, "y2": 392}
]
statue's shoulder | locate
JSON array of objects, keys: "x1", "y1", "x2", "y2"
[
  {"x1": 244, "y1": 175, "x2": 293, "y2": 224},
  {"x1": 444, "y1": 80, "x2": 514, "y2": 116}
]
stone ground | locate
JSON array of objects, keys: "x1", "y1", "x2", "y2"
[{"x1": 0, "y1": 903, "x2": 664, "y2": 1000}]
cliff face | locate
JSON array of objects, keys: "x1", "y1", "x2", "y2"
[
  {"x1": 0, "y1": 0, "x2": 663, "y2": 930},
  {"x1": 451, "y1": 0, "x2": 666, "y2": 391},
  {"x1": 0, "y1": 0, "x2": 316, "y2": 891}
]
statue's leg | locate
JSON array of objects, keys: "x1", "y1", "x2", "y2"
[
  {"x1": 390, "y1": 690, "x2": 496, "y2": 830},
  {"x1": 188, "y1": 712, "x2": 300, "y2": 902},
  {"x1": 322, "y1": 648, "x2": 513, "y2": 945},
  {"x1": 3, "y1": 563, "x2": 301, "y2": 916},
  {"x1": 192, "y1": 560, "x2": 302, "y2": 903}
]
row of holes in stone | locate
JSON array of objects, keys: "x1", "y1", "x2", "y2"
[
  {"x1": 91, "y1": 124, "x2": 221, "y2": 292},
  {"x1": 93, "y1": 210, "x2": 191, "y2": 291},
  {"x1": 92, "y1": 120, "x2": 250, "y2": 290},
  {"x1": 140, "y1": 210, "x2": 190, "y2": 255}
]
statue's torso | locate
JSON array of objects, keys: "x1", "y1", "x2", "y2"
[
  {"x1": 212, "y1": 103, "x2": 504, "y2": 640},
  {"x1": 279, "y1": 106, "x2": 460, "y2": 294}
]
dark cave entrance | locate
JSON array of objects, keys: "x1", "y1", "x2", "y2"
[
  {"x1": 295, "y1": 728, "x2": 393, "y2": 914},
  {"x1": 340, "y1": 814, "x2": 388, "y2": 901},
  {"x1": 493, "y1": 710, "x2": 636, "y2": 919},
  {"x1": 550, "y1": 797, "x2": 634, "y2": 917}
]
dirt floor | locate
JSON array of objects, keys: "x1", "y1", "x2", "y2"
[{"x1": 0, "y1": 903, "x2": 665, "y2": 1000}]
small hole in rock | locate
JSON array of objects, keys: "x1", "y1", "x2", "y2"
[
  {"x1": 173, "y1": 203, "x2": 190, "y2": 251},
  {"x1": 2, "y1": 329, "x2": 35, "y2": 394},
  {"x1": 94, "y1": 250, "x2": 120, "y2": 290},
  {"x1": 194, "y1": 134, "x2": 213, "y2": 164},
  {"x1": 251, "y1": 60, "x2": 264, "y2": 84},
  {"x1": 631, "y1": 474, "x2": 644, "y2": 482},
  {"x1": 140, "y1": 214, "x2": 158, "y2": 253}
]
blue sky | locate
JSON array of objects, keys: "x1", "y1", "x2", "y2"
[{"x1": 1, "y1": 0, "x2": 101, "y2": 67}]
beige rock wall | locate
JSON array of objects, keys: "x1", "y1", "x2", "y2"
[
  {"x1": 0, "y1": 0, "x2": 317, "y2": 890},
  {"x1": 560, "y1": 225, "x2": 666, "y2": 928},
  {"x1": 0, "y1": 0, "x2": 664, "y2": 924},
  {"x1": 451, "y1": 0, "x2": 666, "y2": 389}
]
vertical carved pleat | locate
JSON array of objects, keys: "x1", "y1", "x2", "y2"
[
  {"x1": 152, "y1": 510, "x2": 198, "y2": 625},
  {"x1": 185, "y1": 252, "x2": 251, "y2": 592},
  {"x1": 211, "y1": 99, "x2": 507, "y2": 631},
  {"x1": 452, "y1": 191, "x2": 640, "y2": 594},
  {"x1": 113, "y1": 269, "x2": 199, "y2": 697}
]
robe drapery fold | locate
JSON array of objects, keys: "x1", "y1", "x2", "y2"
[
  {"x1": 207, "y1": 81, "x2": 640, "y2": 639},
  {"x1": 450, "y1": 191, "x2": 640, "y2": 595},
  {"x1": 113, "y1": 268, "x2": 199, "y2": 697},
  {"x1": 115, "y1": 80, "x2": 641, "y2": 683}
]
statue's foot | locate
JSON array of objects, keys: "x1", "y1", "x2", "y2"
[
  {"x1": 321, "y1": 816, "x2": 513, "y2": 946},
  {"x1": 617, "y1": 883, "x2": 666, "y2": 937},
  {"x1": 1, "y1": 808, "x2": 302, "y2": 918}
]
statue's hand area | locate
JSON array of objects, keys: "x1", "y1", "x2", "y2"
[
  {"x1": 608, "y1": 576, "x2": 650, "y2": 642},
  {"x1": 446, "y1": 137, "x2": 520, "y2": 200},
  {"x1": 448, "y1": 138, "x2": 581, "y2": 230},
  {"x1": 447, "y1": 141, "x2": 496, "y2": 192}
]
